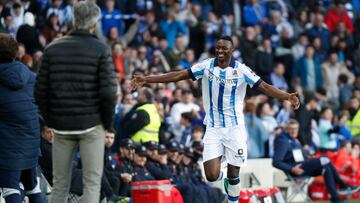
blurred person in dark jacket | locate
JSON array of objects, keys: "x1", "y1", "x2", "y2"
[
  {"x1": 144, "y1": 141, "x2": 172, "y2": 180},
  {"x1": 294, "y1": 93, "x2": 319, "y2": 148},
  {"x1": 0, "y1": 33, "x2": 43, "y2": 203},
  {"x1": 115, "y1": 138, "x2": 135, "y2": 197},
  {"x1": 101, "y1": 128, "x2": 126, "y2": 202},
  {"x1": 34, "y1": 2, "x2": 117, "y2": 203}
]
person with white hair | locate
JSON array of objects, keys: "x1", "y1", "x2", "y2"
[{"x1": 35, "y1": 1, "x2": 117, "y2": 203}]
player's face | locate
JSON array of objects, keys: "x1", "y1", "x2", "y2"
[{"x1": 215, "y1": 40, "x2": 233, "y2": 62}]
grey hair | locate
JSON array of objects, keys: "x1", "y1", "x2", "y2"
[
  {"x1": 284, "y1": 119, "x2": 299, "y2": 128},
  {"x1": 73, "y1": 1, "x2": 101, "y2": 30}
]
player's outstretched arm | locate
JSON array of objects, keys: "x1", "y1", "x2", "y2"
[
  {"x1": 131, "y1": 69, "x2": 191, "y2": 89},
  {"x1": 257, "y1": 81, "x2": 300, "y2": 110}
]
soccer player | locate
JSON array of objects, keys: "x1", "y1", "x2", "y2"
[{"x1": 132, "y1": 36, "x2": 300, "y2": 203}]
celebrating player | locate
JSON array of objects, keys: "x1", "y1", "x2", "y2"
[{"x1": 132, "y1": 36, "x2": 300, "y2": 203}]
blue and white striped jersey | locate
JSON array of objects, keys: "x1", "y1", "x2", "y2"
[{"x1": 188, "y1": 58, "x2": 261, "y2": 128}]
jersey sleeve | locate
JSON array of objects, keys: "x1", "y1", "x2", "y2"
[
  {"x1": 241, "y1": 64, "x2": 261, "y2": 88},
  {"x1": 188, "y1": 61, "x2": 206, "y2": 81}
]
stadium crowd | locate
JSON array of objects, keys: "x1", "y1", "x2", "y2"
[{"x1": 1, "y1": 0, "x2": 360, "y2": 202}]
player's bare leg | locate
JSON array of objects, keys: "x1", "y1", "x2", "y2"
[{"x1": 203, "y1": 156, "x2": 223, "y2": 181}]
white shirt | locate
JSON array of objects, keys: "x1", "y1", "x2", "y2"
[{"x1": 189, "y1": 58, "x2": 261, "y2": 128}]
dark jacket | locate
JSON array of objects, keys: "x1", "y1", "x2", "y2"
[
  {"x1": 294, "y1": 105, "x2": 314, "y2": 146},
  {"x1": 145, "y1": 158, "x2": 172, "y2": 180},
  {"x1": 0, "y1": 61, "x2": 40, "y2": 170},
  {"x1": 272, "y1": 134, "x2": 308, "y2": 174},
  {"x1": 35, "y1": 30, "x2": 117, "y2": 131}
]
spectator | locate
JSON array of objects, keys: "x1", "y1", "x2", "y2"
[
  {"x1": 35, "y1": 2, "x2": 117, "y2": 203},
  {"x1": 291, "y1": 10, "x2": 308, "y2": 39},
  {"x1": 254, "y1": 38, "x2": 273, "y2": 84},
  {"x1": 273, "y1": 119, "x2": 360, "y2": 203},
  {"x1": 178, "y1": 48, "x2": 196, "y2": 69},
  {"x1": 338, "y1": 74, "x2": 353, "y2": 106},
  {"x1": 170, "y1": 89, "x2": 200, "y2": 141},
  {"x1": 270, "y1": 62, "x2": 288, "y2": 91},
  {"x1": 240, "y1": 26, "x2": 258, "y2": 70},
  {"x1": 112, "y1": 42, "x2": 125, "y2": 79},
  {"x1": 41, "y1": 13, "x2": 63, "y2": 44},
  {"x1": 291, "y1": 33, "x2": 308, "y2": 61},
  {"x1": 0, "y1": 33, "x2": 43, "y2": 203},
  {"x1": 242, "y1": 0, "x2": 267, "y2": 26},
  {"x1": 318, "y1": 107, "x2": 337, "y2": 151},
  {"x1": 324, "y1": 0, "x2": 354, "y2": 33},
  {"x1": 160, "y1": 8, "x2": 188, "y2": 48},
  {"x1": 321, "y1": 51, "x2": 355, "y2": 102},
  {"x1": 164, "y1": 34, "x2": 187, "y2": 69},
  {"x1": 46, "y1": 0, "x2": 66, "y2": 26},
  {"x1": 262, "y1": 10, "x2": 294, "y2": 47},
  {"x1": 306, "y1": 13, "x2": 331, "y2": 51},
  {"x1": 244, "y1": 101, "x2": 268, "y2": 158},
  {"x1": 295, "y1": 94, "x2": 319, "y2": 147},
  {"x1": 257, "y1": 102, "x2": 279, "y2": 157},
  {"x1": 179, "y1": 112, "x2": 193, "y2": 147},
  {"x1": 276, "y1": 100, "x2": 292, "y2": 126},
  {"x1": 10, "y1": 2, "x2": 24, "y2": 32},
  {"x1": 123, "y1": 87, "x2": 161, "y2": 143},
  {"x1": 1, "y1": 13, "x2": 16, "y2": 37},
  {"x1": 101, "y1": 0, "x2": 124, "y2": 37},
  {"x1": 293, "y1": 45, "x2": 323, "y2": 92},
  {"x1": 16, "y1": 12, "x2": 42, "y2": 55}
]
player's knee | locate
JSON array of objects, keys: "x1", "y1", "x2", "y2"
[
  {"x1": 205, "y1": 171, "x2": 222, "y2": 182},
  {"x1": 320, "y1": 157, "x2": 330, "y2": 166}
]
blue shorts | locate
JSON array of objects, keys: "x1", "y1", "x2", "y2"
[{"x1": 0, "y1": 166, "x2": 38, "y2": 190}]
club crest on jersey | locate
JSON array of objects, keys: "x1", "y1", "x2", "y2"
[{"x1": 233, "y1": 70, "x2": 238, "y2": 76}]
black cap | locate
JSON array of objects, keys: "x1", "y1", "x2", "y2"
[
  {"x1": 184, "y1": 147, "x2": 194, "y2": 158},
  {"x1": 158, "y1": 144, "x2": 167, "y2": 154},
  {"x1": 192, "y1": 141, "x2": 204, "y2": 151},
  {"x1": 178, "y1": 144, "x2": 185, "y2": 154},
  {"x1": 135, "y1": 145, "x2": 147, "y2": 156},
  {"x1": 166, "y1": 140, "x2": 179, "y2": 152},
  {"x1": 119, "y1": 138, "x2": 134, "y2": 149},
  {"x1": 144, "y1": 141, "x2": 158, "y2": 150}
]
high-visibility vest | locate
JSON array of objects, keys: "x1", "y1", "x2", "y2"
[
  {"x1": 131, "y1": 104, "x2": 161, "y2": 143},
  {"x1": 347, "y1": 110, "x2": 360, "y2": 137}
]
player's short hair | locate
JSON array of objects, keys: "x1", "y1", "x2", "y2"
[{"x1": 217, "y1": 36, "x2": 233, "y2": 46}]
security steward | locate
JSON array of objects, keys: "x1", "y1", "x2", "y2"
[
  {"x1": 132, "y1": 145, "x2": 155, "y2": 181},
  {"x1": 144, "y1": 141, "x2": 172, "y2": 180},
  {"x1": 123, "y1": 87, "x2": 161, "y2": 143},
  {"x1": 115, "y1": 138, "x2": 135, "y2": 197}
]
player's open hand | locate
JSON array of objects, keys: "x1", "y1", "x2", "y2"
[
  {"x1": 131, "y1": 75, "x2": 146, "y2": 90},
  {"x1": 288, "y1": 92, "x2": 300, "y2": 110}
]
